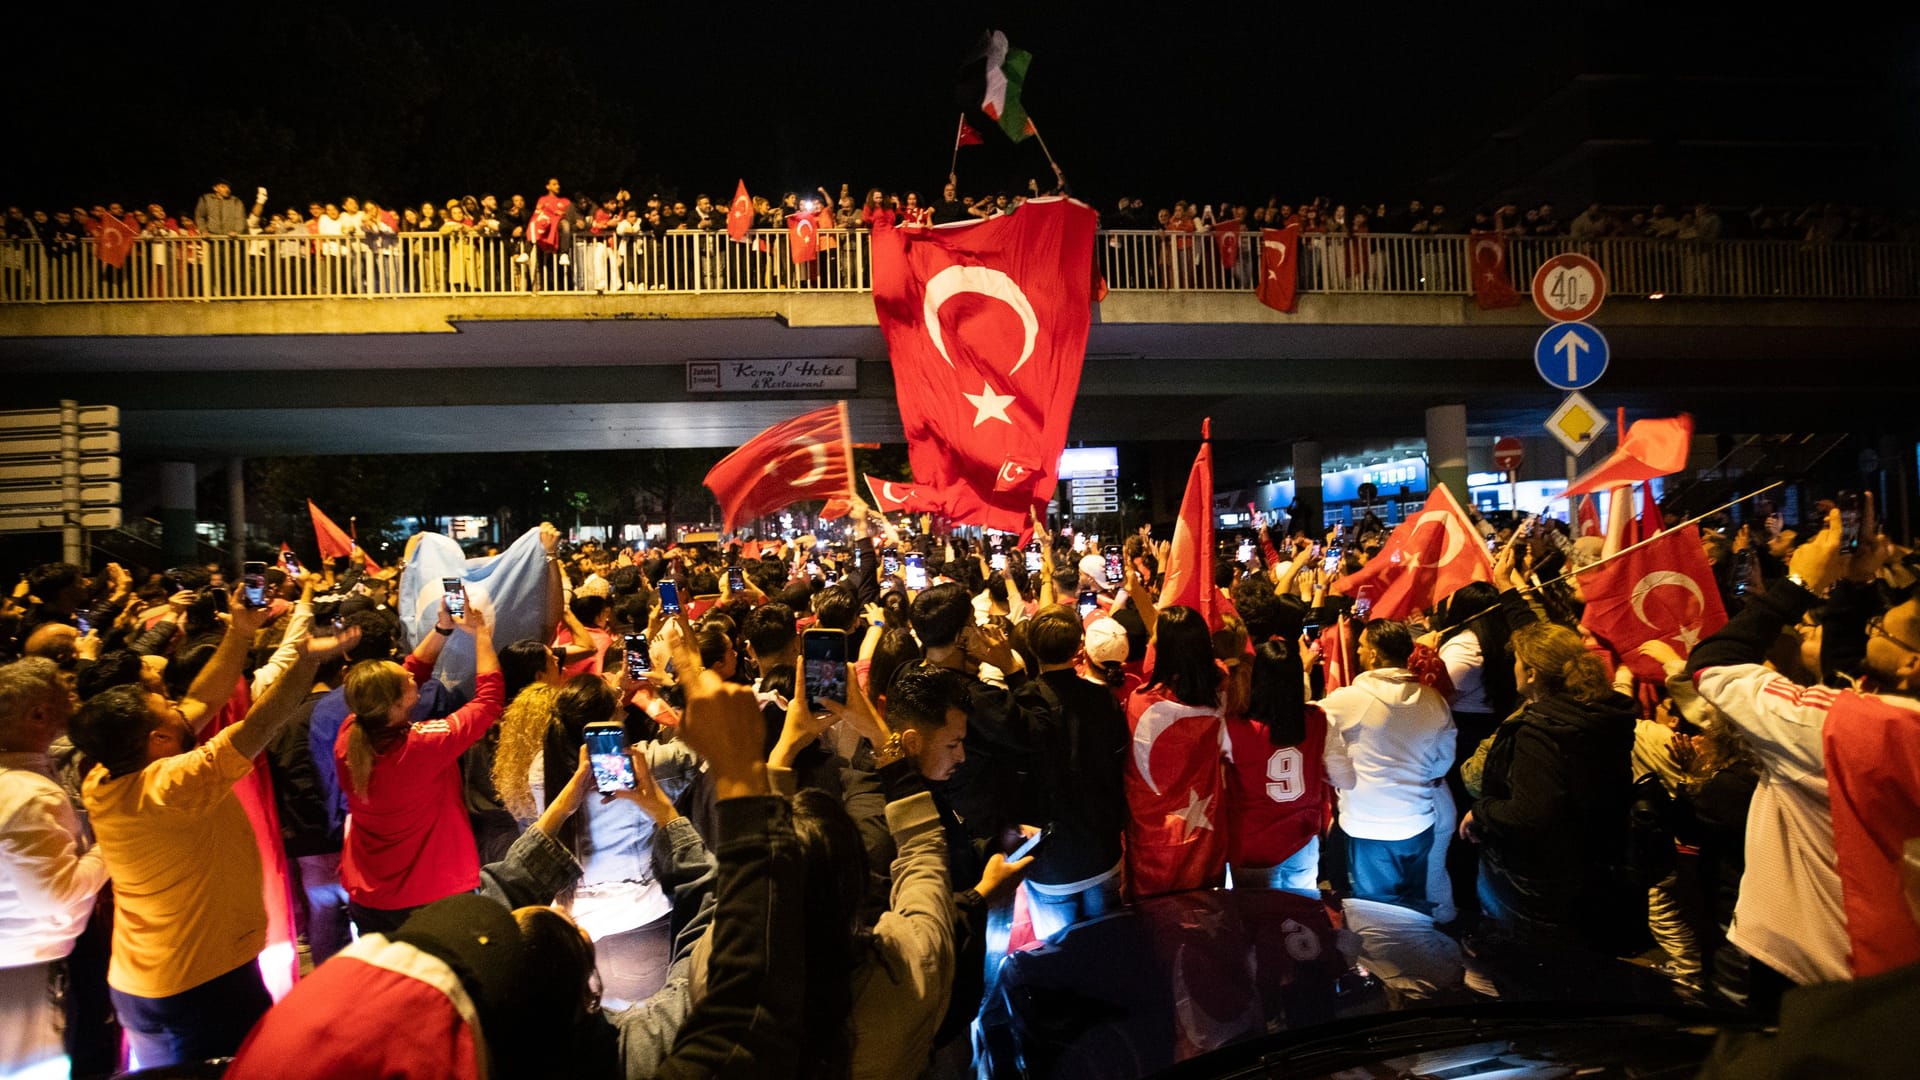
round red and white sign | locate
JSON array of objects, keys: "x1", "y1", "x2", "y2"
[
  {"x1": 1531, "y1": 253, "x2": 1607, "y2": 322},
  {"x1": 1492, "y1": 436, "x2": 1524, "y2": 473}
]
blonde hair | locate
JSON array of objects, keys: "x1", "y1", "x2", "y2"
[
  {"x1": 1511, "y1": 623, "x2": 1613, "y2": 704},
  {"x1": 492, "y1": 683, "x2": 560, "y2": 822},
  {"x1": 342, "y1": 660, "x2": 409, "y2": 796}
]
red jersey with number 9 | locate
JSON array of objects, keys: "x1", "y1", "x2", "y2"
[{"x1": 1223, "y1": 705, "x2": 1332, "y2": 867}]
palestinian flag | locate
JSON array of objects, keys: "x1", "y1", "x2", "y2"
[{"x1": 958, "y1": 30, "x2": 1033, "y2": 143}]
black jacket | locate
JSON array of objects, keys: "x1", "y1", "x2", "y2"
[
  {"x1": 1012, "y1": 669, "x2": 1129, "y2": 885},
  {"x1": 1474, "y1": 689, "x2": 1636, "y2": 936}
]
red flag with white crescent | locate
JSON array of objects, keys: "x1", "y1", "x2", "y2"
[
  {"x1": 727, "y1": 179, "x2": 753, "y2": 243},
  {"x1": 1468, "y1": 230, "x2": 1523, "y2": 310},
  {"x1": 1576, "y1": 493, "x2": 1603, "y2": 539},
  {"x1": 788, "y1": 213, "x2": 818, "y2": 263},
  {"x1": 702, "y1": 404, "x2": 854, "y2": 532},
  {"x1": 1255, "y1": 226, "x2": 1300, "y2": 312},
  {"x1": 95, "y1": 213, "x2": 137, "y2": 268},
  {"x1": 872, "y1": 197, "x2": 1097, "y2": 532},
  {"x1": 1580, "y1": 524, "x2": 1727, "y2": 681},
  {"x1": 863, "y1": 473, "x2": 947, "y2": 514},
  {"x1": 1821, "y1": 691, "x2": 1920, "y2": 978},
  {"x1": 1329, "y1": 485, "x2": 1494, "y2": 621},
  {"x1": 1212, "y1": 219, "x2": 1244, "y2": 269},
  {"x1": 1123, "y1": 686, "x2": 1228, "y2": 899}
]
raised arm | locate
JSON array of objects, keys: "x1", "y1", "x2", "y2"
[
  {"x1": 228, "y1": 627, "x2": 361, "y2": 762},
  {"x1": 182, "y1": 591, "x2": 276, "y2": 733}
]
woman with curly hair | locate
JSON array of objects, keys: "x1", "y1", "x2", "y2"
[{"x1": 491, "y1": 674, "x2": 697, "y2": 1008}]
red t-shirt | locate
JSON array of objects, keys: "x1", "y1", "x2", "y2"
[
  {"x1": 336, "y1": 657, "x2": 504, "y2": 910},
  {"x1": 1223, "y1": 705, "x2": 1330, "y2": 866}
]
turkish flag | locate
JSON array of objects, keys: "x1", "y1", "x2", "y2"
[
  {"x1": 1124, "y1": 687, "x2": 1228, "y2": 899},
  {"x1": 1580, "y1": 524, "x2": 1727, "y2": 680},
  {"x1": 788, "y1": 213, "x2": 818, "y2": 263},
  {"x1": 872, "y1": 196, "x2": 1097, "y2": 532},
  {"x1": 956, "y1": 115, "x2": 984, "y2": 149},
  {"x1": 1576, "y1": 493, "x2": 1603, "y2": 539},
  {"x1": 1213, "y1": 220, "x2": 1244, "y2": 269},
  {"x1": 1822, "y1": 691, "x2": 1920, "y2": 977},
  {"x1": 702, "y1": 404, "x2": 854, "y2": 532},
  {"x1": 1330, "y1": 485, "x2": 1493, "y2": 621},
  {"x1": 727, "y1": 179, "x2": 753, "y2": 243},
  {"x1": 95, "y1": 213, "x2": 136, "y2": 268},
  {"x1": 1640, "y1": 482, "x2": 1665, "y2": 536},
  {"x1": 1467, "y1": 231, "x2": 1523, "y2": 310},
  {"x1": 864, "y1": 473, "x2": 947, "y2": 514},
  {"x1": 1255, "y1": 226, "x2": 1300, "y2": 312},
  {"x1": 308, "y1": 500, "x2": 380, "y2": 573},
  {"x1": 1160, "y1": 420, "x2": 1237, "y2": 633},
  {"x1": 1564, "y1": 415, "x2": 1694, "y2": 498},
  {"x1": 1321, "y1": 614, "x2": 1358, "y2": 693}
]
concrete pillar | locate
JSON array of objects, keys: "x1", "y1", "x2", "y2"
[
  {"x1": 1291, "y1": 440, "x2": 1322, "y2": 536},
  {"x1": 227, "y1": 457, "x2": 246, "y2": 576},
  {"x1": 1425, "y1": 405, "x2": 1469, "y2": 507},
  {"x1": 159, "y1": 462, "x2": 198, "y2": 567}
]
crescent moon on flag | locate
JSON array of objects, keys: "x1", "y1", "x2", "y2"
[
  {"x1": 881, "y1": 481, "x2": 902, "y2": 504},
  {"x1": 922, "y1": 264, "x2": 1039, "y2": 375},
  {"x1": 764, "y1": 436, "x2": 829, "y2": 487},
  {"x1": 1133, "y1": 701, "x2": 1217, "y2": 797},
  {"x1": 1473, "y1": 237, "x2": 1503, "y2": 267},
  {"x1": 1406, "y1": 510, "x2": 1466, "y2": 568},
  {"x1": 1630, "y1": 570, "x2": 1706, "y2": 631}
]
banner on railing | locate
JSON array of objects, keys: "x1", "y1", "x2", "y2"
[{"x1": 687, "y1": 359, "x2": 858, "y2": 393}]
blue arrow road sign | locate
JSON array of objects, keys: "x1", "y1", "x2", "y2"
[{"x1": 1533, "y1": 322, "x2": 1609, "y2": 390}]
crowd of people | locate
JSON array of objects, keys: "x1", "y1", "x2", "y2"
[
  {"x1": 1, "y1": 178, "x2": 1907, "y2": 302},
  {"x1": 0, "y1": 480, "x2": 1915, "y2": 1077}
]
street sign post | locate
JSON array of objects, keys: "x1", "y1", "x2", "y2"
[
  {"x1": 1533, "y1": 322, "x2": 1609, "y2": 391},
  {"x1": 0, "y1": 403, "x2": 123, "y2": 559},
  {"x1": 1546, "y1": 392, "x2": 1608, "y2": 456},
  {"x1": 1492, "y1": 436, "x2": 1524, "y2": 474},
  {"x1": 1531, "y1": 253, "x2": 1607, "y2": 322}
]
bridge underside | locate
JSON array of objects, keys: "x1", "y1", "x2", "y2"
[{"x1": 5, "y1": 296, "x2": 1917, "y2": 458}]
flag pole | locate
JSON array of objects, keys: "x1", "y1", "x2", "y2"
[
  {"x1": 835, "y1": 399, "x2": 858, "y2": 505},
  {"x1": 1527, "y1": 481, "x2": 1785, "y2": 596},
  {"x1": 1437, "y1": 481, "x2": 1787, "y2": 628},
  {"x1": 1024, "y1": 114, "x2": 1065, "y2": 187},
  {"x1": 951, "y1": 113, "x2": 965, "y2": 180}
]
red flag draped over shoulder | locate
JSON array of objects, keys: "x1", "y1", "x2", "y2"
[
  {"x1": 872, "y1": 197, "x2": 1097, "y2": 532},
  {"x1": 1564, "y1": 415, "x2": 1694, "y2": 498},
  {"x1": 1467, "y1": 231, "x2": 1523, "y2": 309},
  {"x1": 1330, "y1": 485, "x2": 1493, "y2": 621},
  {"x1": 1579, "y1": 524, "x2": 1727, "y2": 681},
  {"x1": 1256, "y1": 225, "x2": 1300, "y2": 312},
  {"x1": 702, "y1": 403, "x2": 854, "y2": 532}
]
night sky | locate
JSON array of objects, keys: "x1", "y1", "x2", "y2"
[{"x1": 10, "y1": 3, "x2": 1915, "y2": 218}]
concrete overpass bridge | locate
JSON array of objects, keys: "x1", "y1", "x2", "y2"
[{"x1": 3, "y1": 231, "x2": 1917, "y2": 553}]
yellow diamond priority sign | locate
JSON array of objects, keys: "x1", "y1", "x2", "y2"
[{"x1": 1545, "y1": 391, "x2": 1608, "y2": 456}]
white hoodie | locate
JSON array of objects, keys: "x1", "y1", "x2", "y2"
[{"x1": 1321, "y1": 669, "x2": 1456, "y2": 841}]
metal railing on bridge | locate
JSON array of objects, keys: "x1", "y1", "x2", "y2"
[{"x1": 2, "y1": 229, "x2": 1915, "y2": 304}]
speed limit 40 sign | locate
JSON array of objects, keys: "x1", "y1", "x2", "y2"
[{"x1": 1531, "y1": 253, "x2": 1607, "y2": 322}]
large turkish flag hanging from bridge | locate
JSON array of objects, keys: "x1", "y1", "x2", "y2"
[{"x1": 872, "y1": 197, "x2": 1098, "y2": 531}]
